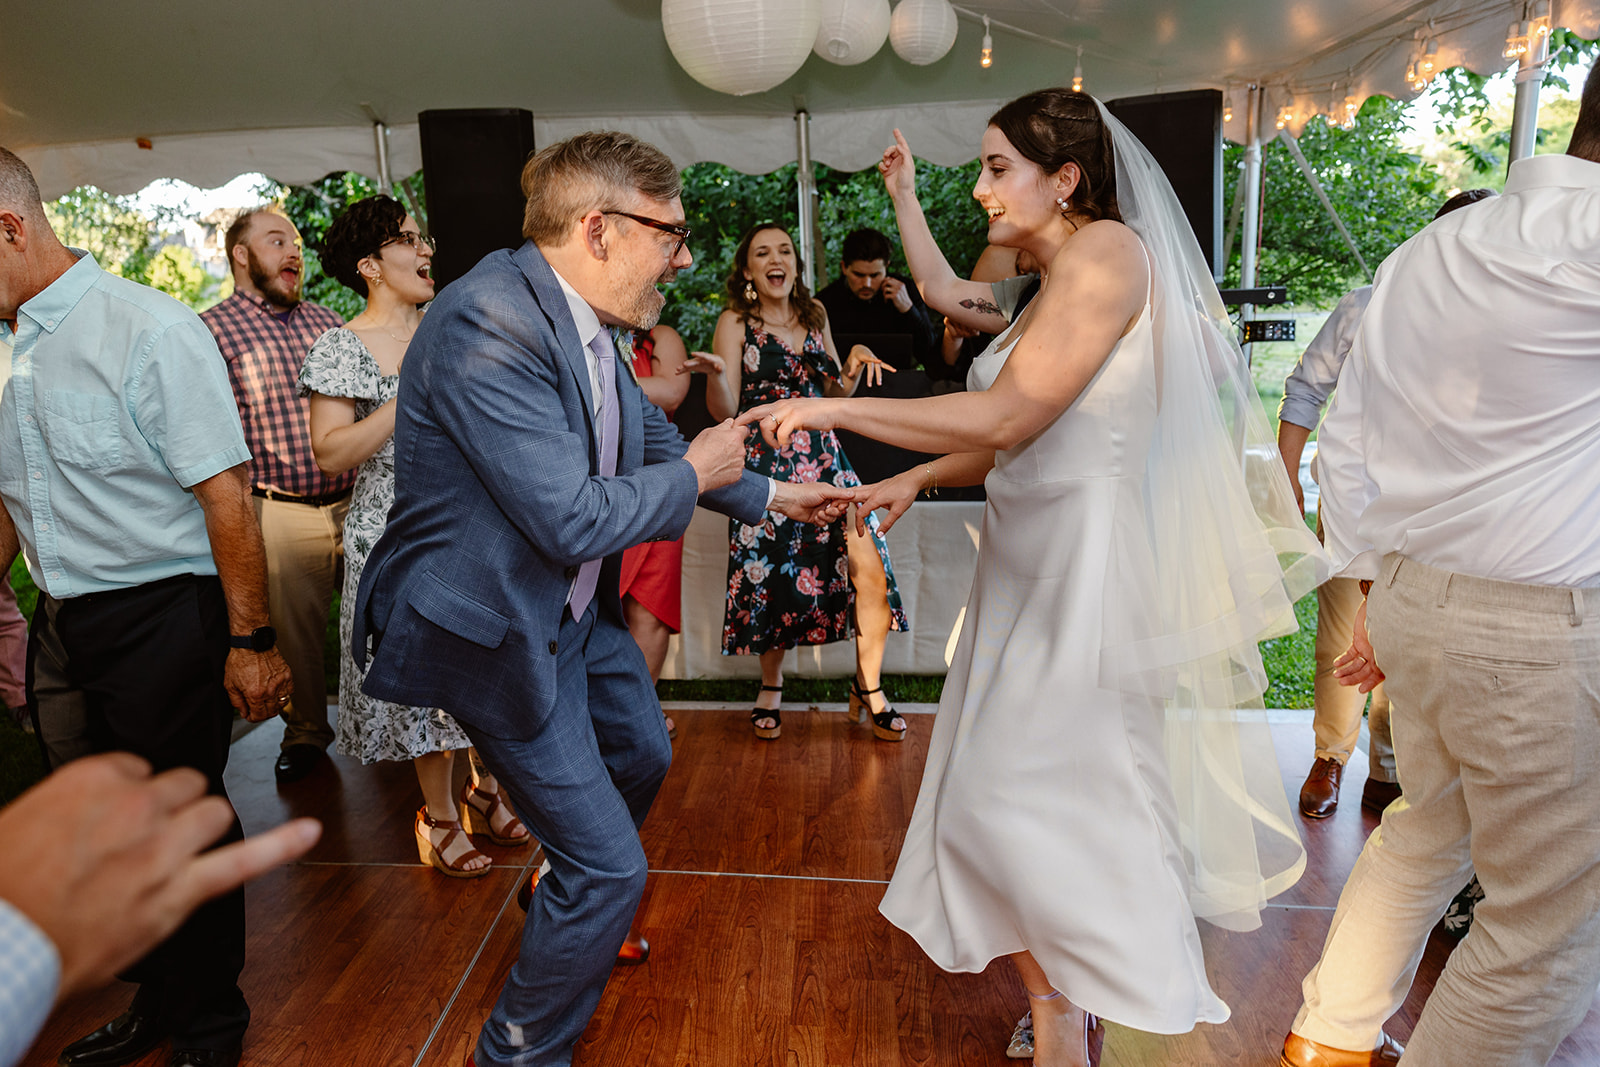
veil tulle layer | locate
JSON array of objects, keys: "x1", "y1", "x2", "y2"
[{"x1": 1093, "y1": 100, "x2": 1330, "y2": 931}]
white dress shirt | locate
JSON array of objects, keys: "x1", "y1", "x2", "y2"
[
  {"x1": 1318, "y1": 153, "x2": 1600, "y2": 586},
  {"x1": 1278, "y1": 285, "x2": 1372, "y2": 433}
]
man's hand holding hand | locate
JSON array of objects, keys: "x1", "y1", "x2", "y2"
[
  {"x1": 770, "y1": 481, "x2": 855, "y2": 526},
  {"x1": 0, "y1": 753, "x2": 319, "y2": 998},
  {"x1": 685, "y1": 419, "x2": 750, "y2": 494},
  {"x1": 736, "y1": 398, "x2": 839, "y2": 450}
]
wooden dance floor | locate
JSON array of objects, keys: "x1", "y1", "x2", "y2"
[{"x1": 26, "y1": 706, "x2": 1600, "y2": 1066}]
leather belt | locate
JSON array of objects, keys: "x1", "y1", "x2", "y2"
[{"x1": 251, "y1": 486, "x2": 352, "y2": 507}]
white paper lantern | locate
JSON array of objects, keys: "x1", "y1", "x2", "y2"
[
  {"x1": 663, "y1": 0, "x2": 822, "y2": 97},
  {"x1": 889, "y1": 0, "x2": 958, "y2": 66},
  {"x1": 814, "y1": 0, "x2": 891, "y2": 66}
]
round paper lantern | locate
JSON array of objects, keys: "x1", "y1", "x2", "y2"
[
  {"x1": 814, "y1": 0, "x2": 891, "y2": 66},
  {"x1": 663, "y1": 0, "x2": 822, "y2": 97},
  {"x1": 889, "y1": 0, "x2": 958, "y2": 66}
]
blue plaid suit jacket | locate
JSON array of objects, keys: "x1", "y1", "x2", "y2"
[{"x1": 354, "y1": 241, "x2": 767, "y2": 738}]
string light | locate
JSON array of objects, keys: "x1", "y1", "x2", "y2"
[
  {"x1": 1504, "y1": 19, "x2": 1529, "y2": 59},
  {"x1": 1529, "y1": 0, "x2": 1553, "y2": 49},
  {"x1": 1275, "y1": 105, "x2": 1294, "y2": 130},
  {"x1": 1342, "y1": 94, "x2": 1359, "y2": 129},
  {"x1": 1420, "y1": 37, "x2": 1439, "y2": 78},
  {"x1": 980, "y1": 14, "x2": 992, "y2": 68},
  {"x1": 1222, "y1": 93, "x2": 1233, "y2": 124},
  {"x1": 1071, "y1": 45, "x2": 1084, "y2": 93}
]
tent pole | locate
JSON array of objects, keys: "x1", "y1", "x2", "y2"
[
  {"x1": 1278, "y1": 129, "x2": 1372, "y2": 281},
  {"x1": 795, "y1": 109, "x2": 816, "y2": 292},
  {"x1": 373, "y1": 121, "x2": 393, "y2": 195},
  {"x1": 1508, "y1": 26, "x2": 1549, "y2": 165},
  {"x1": 1239, "y1": 84, "x2": 1264, "y2": 360}
]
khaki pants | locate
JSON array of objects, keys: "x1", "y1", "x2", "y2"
[
  {"x1": 1315, "y1": 507, "x2": 1395, "y2": 780},
  {"x1": 1292, "y1": 554, "x2": 1600, "y2": 1066},
  {"x1": 254, "y1": 494, "x2": 346, "y2": 750}
]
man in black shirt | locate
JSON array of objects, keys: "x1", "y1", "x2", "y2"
[{"x1": 816, "y1": 228, "x2": 940, "y2": 372}]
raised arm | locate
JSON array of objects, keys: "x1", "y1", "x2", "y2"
[{"x1": 882, "y1": 129, "x2": 1010, "y2": 334}]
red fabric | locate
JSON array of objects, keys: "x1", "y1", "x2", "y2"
[{"x1": 620, "y1": 328, "x2": 683, "y2": 631}]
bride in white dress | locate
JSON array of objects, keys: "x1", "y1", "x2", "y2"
[{"x1": 741, "y1": 90, "x2": 1326, "y2": 1065}]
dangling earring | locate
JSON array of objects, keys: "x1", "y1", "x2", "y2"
[
  {"x1": 743, "y1": 279, "x2": 757, "y2": 301},
  {"x1": 1056, "y1": 196, "x2": 1072, "y2": 217}
]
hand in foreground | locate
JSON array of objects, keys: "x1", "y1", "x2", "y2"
[
  {"x1": 1332, "y1": 598, "x2": 1385, "y2": 693},
  {"x1": 879, "y1": 128, "x2": 917, "y2": 201},
  {"x1": 844, "y1": 345, "x2": 894, "y2": 390},
  {"x1": 684, "y1": 418, "x2": 750, "y2": 493},
  {"x1": 853, "y1": 469, "x2": 923, "y2": 536},
  {"x1": 0, "y1": 753, "x2": 320, "y2": 998},
  {"x1": 736, "y1": 397, "x2": 839, "y2": 450},
  {"x1": 880, "y1": 277, "x2": 915, "y2": 314},
  {"x1": 679, "y1": 351, "x2": 726, "y2": 376},
  {"x1": 227, "y1": 648, "x2": 294, "y2": 723},
  {"x1": 770, "y1": 480, "x2": 856, "y2": 526}
]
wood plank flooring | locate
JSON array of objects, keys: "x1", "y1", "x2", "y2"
[{"x1": 22, "y1": 706, "x2": 1600, "y2": 1066}]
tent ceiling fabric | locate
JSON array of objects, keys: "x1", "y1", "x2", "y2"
[{"x1": 5, "y1": 0, "x2": 1597, "y2": 198}]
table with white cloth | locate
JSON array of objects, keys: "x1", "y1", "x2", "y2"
[{"x1": 661, "y1": 501, "x2": 984, "y2": 680}]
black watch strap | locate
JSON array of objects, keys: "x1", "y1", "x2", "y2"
[{"x1": 230, "y1": 625, "x2": 277, "y2": 652}]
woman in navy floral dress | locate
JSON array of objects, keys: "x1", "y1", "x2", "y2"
[{"x1": 683, "y1": 223, "x2": 908, "y2": 741}]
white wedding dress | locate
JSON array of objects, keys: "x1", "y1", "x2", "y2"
[{"x1": 878, "y1": 280, "x2": 1232, "y2": 1033}]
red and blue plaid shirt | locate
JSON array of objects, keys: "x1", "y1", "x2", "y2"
[{"x1": 201, "y1": 290, "x2": 353, "y2": 497}]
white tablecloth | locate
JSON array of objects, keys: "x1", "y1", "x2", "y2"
[{"x1": 660, "y1": 500, "x2": 985, "y2": 680}]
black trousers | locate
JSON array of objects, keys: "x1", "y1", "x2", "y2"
[{"x1": 27, "y1": 573, "x2": 249, "y2": 1049}]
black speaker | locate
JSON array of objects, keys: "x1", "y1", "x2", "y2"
[
  {"x1": 418, "y1": 108, "x2": 537, "y2": 288},
  {"x1": 1105, "y1": 89, "x2": 1223, "y2": 278}
]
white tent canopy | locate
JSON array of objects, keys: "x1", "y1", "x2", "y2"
[{"x1": 7, "y1": 0, "x2": 1598, "y2": 198}]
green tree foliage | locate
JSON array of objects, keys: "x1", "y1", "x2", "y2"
[
  {"x1": 44, "y1": 187, "x2": 220, "y2": 307},
  {"x1": 1222, "y1": 96, "x2": 1445, "y2": 307}
]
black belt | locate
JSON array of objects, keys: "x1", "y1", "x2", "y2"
[{"x1": 251, "y1": 486, "x2": 352, "y2": 507}]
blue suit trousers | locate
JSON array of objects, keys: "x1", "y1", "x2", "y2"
[{"x1": 462, "y1": 601, "x2": 671, "y2": 1066}]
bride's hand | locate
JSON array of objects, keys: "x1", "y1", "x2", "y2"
[
  {"x1": 879, "y1": 128, "x2": 917, "y2": 202},
  {"x1": 735, "y1": 397, "x2": 839, "y2": 449},
  {"x1": 852, "y1": 469, "x2": 921, "y2": 536}
]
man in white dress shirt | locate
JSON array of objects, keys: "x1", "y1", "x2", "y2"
[{"x1": 1280, "y1": 65, "x2": 1600, "y2": 1067}]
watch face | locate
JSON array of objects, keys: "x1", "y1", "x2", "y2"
[{"x1": 251, "y1": 626, "x2": 277, "y2": 652}]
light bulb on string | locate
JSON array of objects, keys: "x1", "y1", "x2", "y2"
[
  {"x1": 1222, "y1": 93, "x2": 1233, "y2": 124},
  {"x1": 1420, "y1": 37, "x2": 1438, "y2": 78},
  {"x1": 1504, "y1": 20, "x2": 1528, "y2": 58},
  {"x1": 1071, "y1": 46, "x2": 1084, "y2": 93},
  {"x1": 1275, "y1": 105, "x2": 1293, "y2": 130},
  {"x1": 980, "y1": 14, "x2": 992, "y2": 68},
  {"x1": 1342, "y1": 94, "x2": 1359, "y2": 129}
]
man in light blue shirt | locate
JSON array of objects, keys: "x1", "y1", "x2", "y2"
[{"x1": 0, "y1": 146, "x2": 294, "y2": 1067}]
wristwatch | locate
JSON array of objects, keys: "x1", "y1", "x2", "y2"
[{"x1": 230, "y1": 625, "x2": 277, "y2": 652}]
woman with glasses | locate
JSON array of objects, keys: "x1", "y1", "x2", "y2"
[
  {"x1": 298, "y1": 195, "x2": 532, "y2": 877},
  {"x1": 682, "y1": 222, "x2": 907, "y2": 742}
]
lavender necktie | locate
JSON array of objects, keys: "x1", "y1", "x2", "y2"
[{"x1": 567, "y1": 329, "x2": 619, "y2": 620}]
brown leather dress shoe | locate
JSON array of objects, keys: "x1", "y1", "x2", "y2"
[
  {"x1": 1298, "y1": 757, "x2": 1344, "y2": 818},
  {"x1": 1280, "y1": 1031, "x2": 1403, "y2": 1066},
  {"x1": 1361, "y1": 778, "x2": 1402, "y2": 813}
]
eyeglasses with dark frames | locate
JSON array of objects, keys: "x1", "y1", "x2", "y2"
[
  {"x1": 380, "y1": 231, "x2": 437, "y2": 253},
  {"x1": 603, "y1": 210, "x2": 691, "y2": 256}
]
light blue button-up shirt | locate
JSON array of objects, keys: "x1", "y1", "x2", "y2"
[
  {"x1": 0, "y1": 253, "x2": 251, "y2": 598},
  {"x1": 0, "y1": 898, "x2": 58, "y2": 1067}
]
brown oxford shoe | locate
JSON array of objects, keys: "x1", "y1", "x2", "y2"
[
  {"x1": 1361, "y1": 777, "x2": 1402, "y2": 813},
  {"x1": 1298, "y1": 757, "x2": 1345, "y2": 818},
  {"x1": 1280, "y1": 1031, "x2": 1403, "y2": 1066}
]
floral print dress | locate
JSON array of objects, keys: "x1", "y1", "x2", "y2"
[
  {"x1": 298, "y1": 327, "x2": 472, "y2": 763},
  {"x1": 722, "y1": 323, "x2": 907, "y2": 654}
]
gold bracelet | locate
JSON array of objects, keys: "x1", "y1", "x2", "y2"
[{"x1": 925, "y1": 462, "x2": 939, "y2": 496}]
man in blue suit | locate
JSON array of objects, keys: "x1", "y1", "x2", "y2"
[{"x1": 354, "y1": 131, "x2": 850, "y2": 1066}]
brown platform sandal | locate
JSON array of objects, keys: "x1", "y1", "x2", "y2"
[
  {"x1": 415, "y1": 807, "x2": 493, "y2": 878},
  {"x1": 751, "y1": 684, "x2": 782, "y2": 740},
  {"x1": 849, "y1": 683, "x2": 906, "y2": 742},
  {"x1": 460, "y1": 781, "x2": 532, "y2": 847}
]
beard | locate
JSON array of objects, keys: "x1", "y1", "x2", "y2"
[
  {"x1": 246, "y1": 248, "x2": 301, "y2": 309},
  {"x1": 612, "y1": 262, "x2": 676, "y2": 330}
]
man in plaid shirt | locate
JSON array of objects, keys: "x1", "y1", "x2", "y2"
[{"x1": 202, "y1": 208, "x2": 352, "y2": 784}]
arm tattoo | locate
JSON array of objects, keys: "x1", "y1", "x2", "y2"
[{"x1": 959, "y1": 297, "x2": 1004, "y2": 317}]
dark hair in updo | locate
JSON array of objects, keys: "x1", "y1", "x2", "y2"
[
  {"x1": 988, "y1": 89, "x2": 1121, "y2": 224},
  {"x1": 723, "y1": 222, "x2": 827, "y2": 335},
  {"x1": 319, "y1": 195, "x2": 407, "y2": 298}
]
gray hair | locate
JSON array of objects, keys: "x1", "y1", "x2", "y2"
[
  {"x1": 520, "y1": 130, "x2": 680, "y2": 246},
  {"x1": 0, "y1": 147, "x2": 49, "y2": 227}
]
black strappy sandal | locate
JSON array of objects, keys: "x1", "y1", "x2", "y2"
[
  {"x1": 751, "y1": 683, "x2": 782, "y2": 740},
  {"x1": 849, "y1": 683, "x2": 906, "y2": 742}
]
